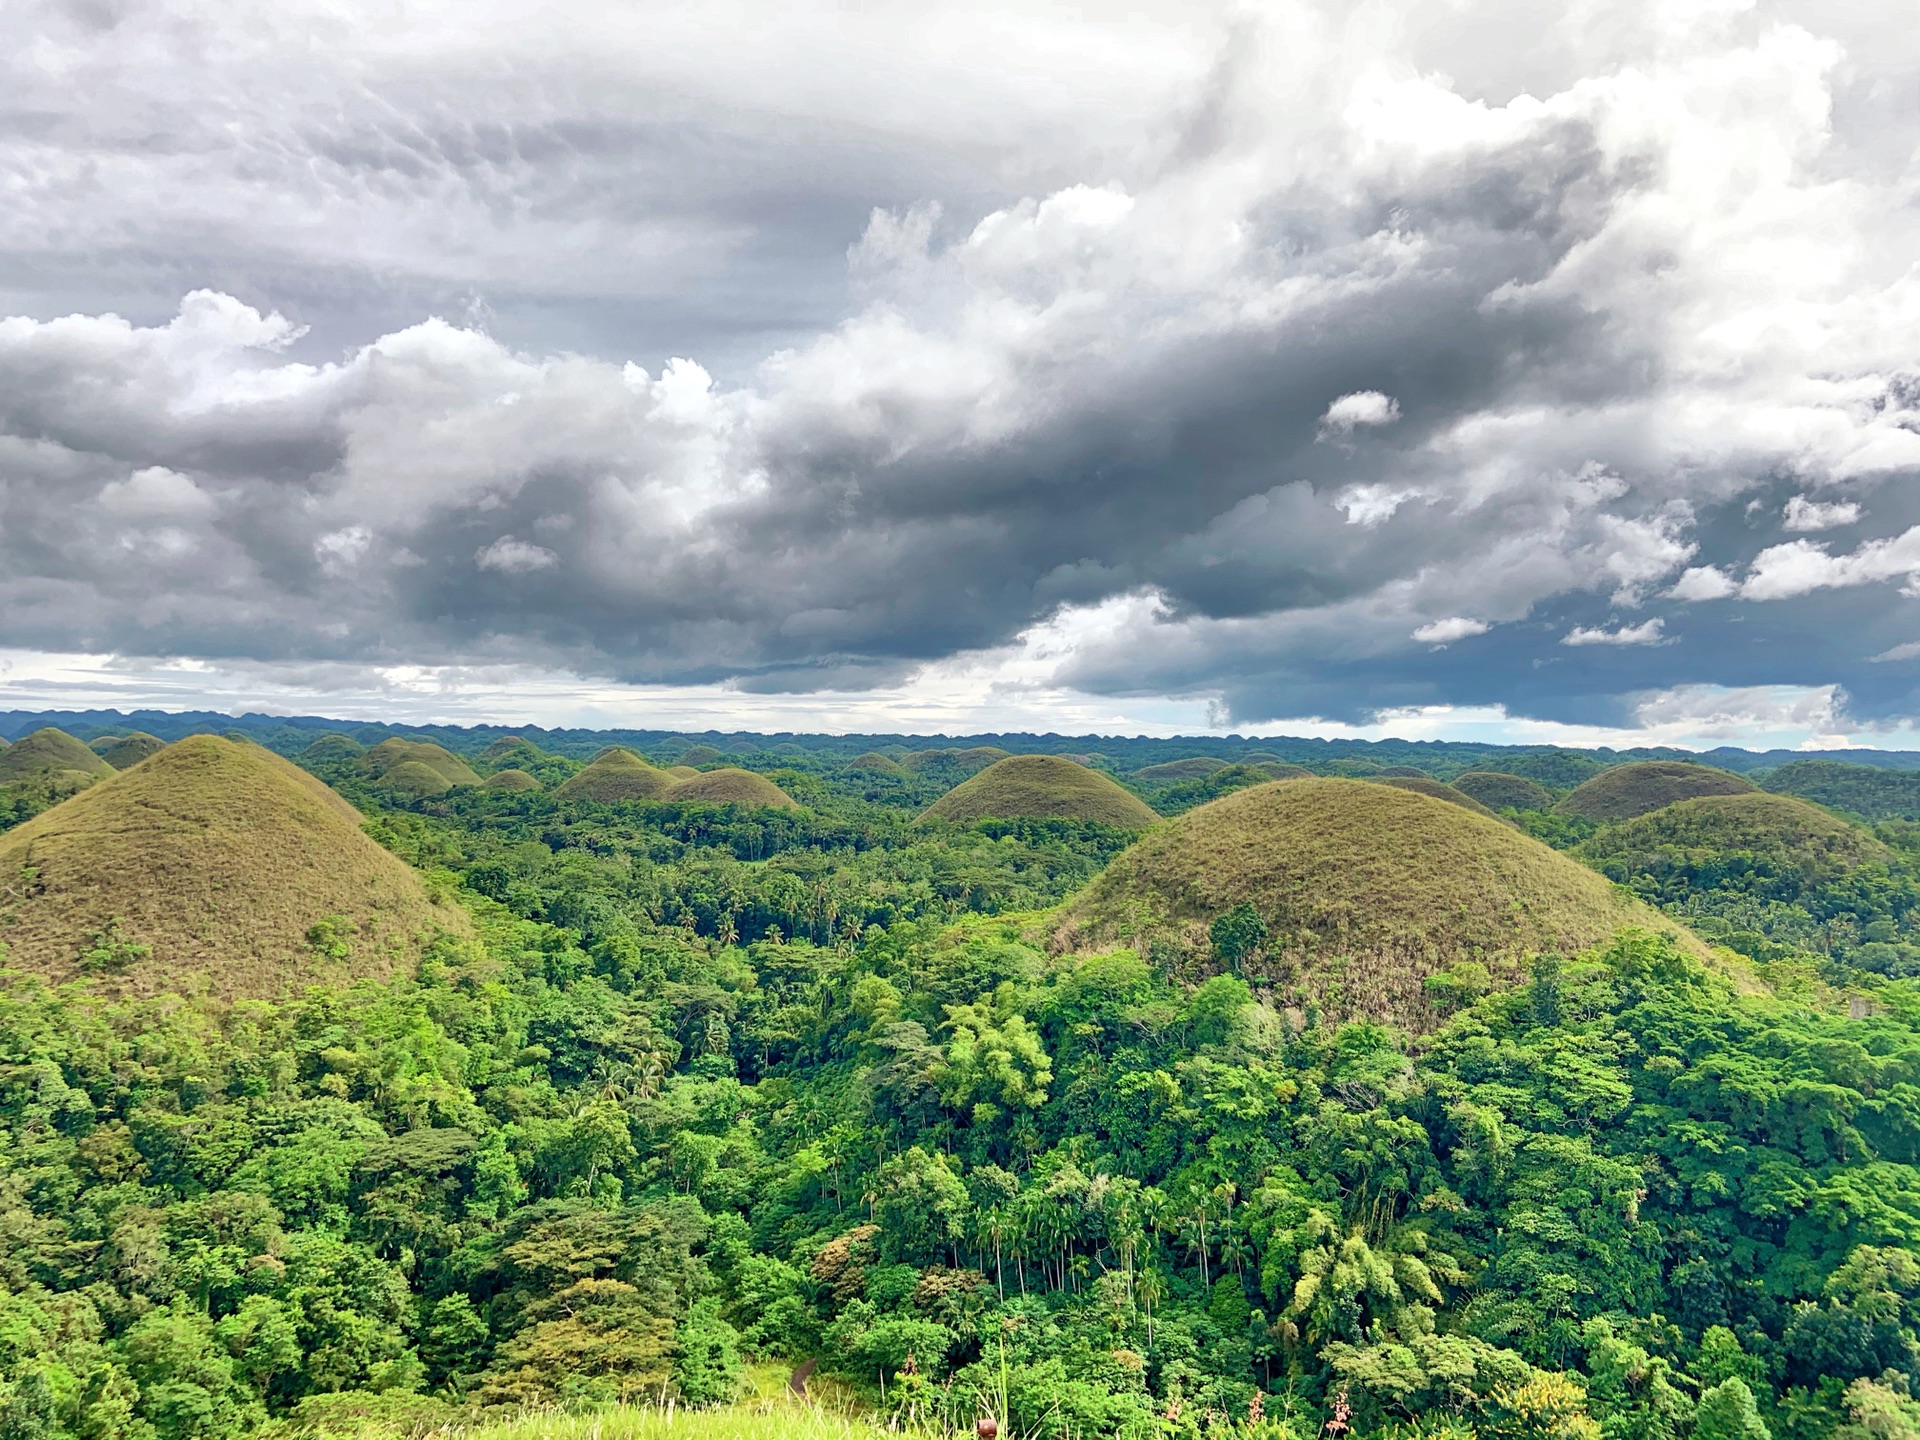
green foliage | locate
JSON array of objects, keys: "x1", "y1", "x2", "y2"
[{"x1": 0, "y1": 729, "x2": 1914, "y2": 1440}]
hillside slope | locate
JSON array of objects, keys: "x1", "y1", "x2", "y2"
[
  {"x1": 0, "y1": 737, "x2": 469, "y2": 998},
  {"x1": 922, "y1": 755, "x2": 1159, "y2": 827},
  {"x1": 1059, "y1": 778, "x2": 1704, "y2": 1026},
  {"x1": 1557, "y1": 761, "x2": 1756, "y2": 822},
  {"x1": 666, "y1": 768, "x2": 799, "y2": 808},
  {"x1": 554, "y1": 747, "x2": 673, "y2": 802},
  {"x1": 0, "y1": 728, "x2": 113, "y2": 785}
]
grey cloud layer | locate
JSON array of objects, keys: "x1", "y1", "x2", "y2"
[{"x1": 3, "y1": 0, "x2": 1920, "y2": 726}]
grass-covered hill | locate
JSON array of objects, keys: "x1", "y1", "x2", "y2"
[
  {"x1": 1134, "y1": 756, "x2": 1229, "y2": 781},
  {"x1": 1373, "y1": 773, "x2": 1500, "y2": 817},
  {"x1": 554, "y1": 746, "x2": 673, "y2": 802},
  {"x1": 1451, "y1": 770, "x2": 1555, "y2": 811},
  {"x1": 1556, "y1": 759, "x2": 1757, "y2": 822},
  {"x1": 1764, "y1": 758, "x2": 1920, "y2": 820},
  {"x1": 0, "y1": 727, "x2": 113, "y2": 785},
  {"x1": 1059, "y1": 777, "x2": 1702, "y2": 1024},
  {"x1": 361, "y1": 737, "x2": 482, "y2": 789},
  {"x1": 93, "y1": 731, "x2": 167, "y2": 769},
  {"x1": 484, "y1": 768, "x2": 543, "y2": 791},
  {"x1": 921, "y1": 754, "x2": 1159, "y2": 827},
  {"x1": 665, "y1": 768, "x2": 799, "y2": 808},
  {"x1": 0, "y1": 735, "x2": 468, "y2": 998}
]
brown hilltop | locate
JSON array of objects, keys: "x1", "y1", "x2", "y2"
[{"x1": 0, "y1": 737, "x2": 469, "y2": 1000}]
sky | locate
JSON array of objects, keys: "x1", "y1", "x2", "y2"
[{"x1": 2, "y1": 0, "x2": 1919, "y2": 747}]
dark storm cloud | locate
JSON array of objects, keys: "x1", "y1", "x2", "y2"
[{"x1": 2, "y1": 0, "x2": 1919, "y2": 732}]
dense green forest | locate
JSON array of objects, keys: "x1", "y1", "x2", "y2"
[{"x1": 0, "y1": 724, "x2": 1917, "y2": 1440}]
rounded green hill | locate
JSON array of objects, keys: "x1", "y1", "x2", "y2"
[
  {"x1": 1580, "y1": 792, "x2": 1889, "y2": 891},
  {"x1": 0, "y1": 729, "x2": 114, "y2": 785},
  {"x1": 1135, "y1": 757, "x2": 1229, "y2": 782},
  {"x1": 0, "y1": 736, "x2": 469, "y2": 999},
  {"x1": 1557, "y1": 761, "x2": 1756, "y2": 823},
  {"x1": 382, "y1": 760, "x2": 453, "y2": 797},
  {"x1": 1252, "y1": 762, "x2": 1312, "y2": 780},
  {"x1": 361, "y1": 738, "x2": 481, "y2": 788},
  {"x1": 484, "y1": 768, "x2": 543, "y2": 792},
  {"x1": 920, "y1": 755, "x2": 1160, "y2": 828},
  {"x1": 1452, "y1": 771, "x2": 1554, "y2": 811},
  {"x1": 94, "y1": 732, "x2": 167, "y2": 770},
  {"x1": 1057, "y1": 778, "x2": 1706, "y2": 1027},
  {"x1": 553, "y1": 747, "x2": 672, "y2": 802},
  {"x1": 850, "y1": 752, "x2": 905, "y2": 775},
  {"x1": 478, "y1": 736, "x2": 547, "y2": 772},
  {"x1": 675, "y1": 744, "x2": 727, "y2": 767},
  {"x1": 666, "y1": 768, "x2": 799, "y2": 809},
  {"x1": 301, "y1": 733, "x2": 365, "y2": 763},
  {"x1": 1373, "y1": 774, "x2": 1500, "y2": 818}
]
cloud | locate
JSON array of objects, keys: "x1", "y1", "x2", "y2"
[
  {"x1": 1783, "y1": 495, "x2": 1863, "y2": 531},
  {"x1": 1318, "y1": 391, "x2": 1401, "y2": 437},
  {"x1": 1872, "y1": 641, "x2": 1920, "y2": 663},
  {"x1": 1740, "y1": 527, "x2": 1920, "y2": 601},
  {"x1": 1412, "y1": 617, "x2": 1490, "y2": 645},
  {"x1": 1563, "y1": 618, "x2": 1666, "y2": 646},
  {"x1": 475, "y1": 538, "x2": 561, "y2": 574},
  {"x1": 0, "y1": 0, "x2": 1919, "y2": 734}
]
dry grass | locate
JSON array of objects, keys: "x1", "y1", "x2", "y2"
[
  {"x1": 0, "y1": 728, "x2": 113, "y2": 784},
  {"x1": 667, "y1": 768, "x2": 799, "y2": 808},
  {"x1": 296, "y1": 1401, "x2": 886, "y2": 1440},
  {"x1": 666, "y1": 766, "x2": 701, "y2": 780},
  {"x1": 849, "y1": 753, "x2": 904, "y2": 775},
  {"x1": 1057, "y1": 778, "x2": 1707, "y2": 1028},
  {"x1": 0, "y1": 736, "x2": 469, "y2": 1000},
  {"x1": 1557, "y1": 761, "x2": 1756, "y2": 822},
  {"x1": 1452, "y1": 771, "x2": 1555, "y2": 811},
  {"x1": 921, "y1": 756, "x2": 1160, "y2": 828},
  {"x1": 363, "y1": 738, "x2": 482, "y2": 788},
  {"x1": 1134, "y1": 757, "x2": 1230, "y2": 781},
  {"x1": 554, "y1": 748, "x2": 673, "y2": 802},
  {"x1": 1372, "y1": 774, "x2": 1500, "y2": 818},
  {"x1": 675, "y1": 744, "x2": 727, "y2": 766}
]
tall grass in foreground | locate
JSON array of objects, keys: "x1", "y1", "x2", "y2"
[{"x1": 410, "y1": 1406, "x2": 889, "y2": 1440}]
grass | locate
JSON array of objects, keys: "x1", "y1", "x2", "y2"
[
  {"x1": 1372, "y1": 774, "x2": 1499, "y2": 818},
  {"x1": 1579, "y1": 792, "x2": 1891, "y2": 879},
  {"x1": 0, "y1": 728, "x2": 113, "y2": 784},
  {"x1": 382, "y1": 760, "x2": 454, "y2": 796},
  {"x1": 921, "y1": 756, "x2": 1160, "y2": 828},
  {"x1": 1058, "y1": 777, "x2": 1707, "y2": 1028},
  {"x1": 675, "y1": 744, "x2": 727, "y2": 766},
  {"x1": 0, "y1": 736, "x2": 469, "y2": 1000},
  {"x1": 1134, "y1": 757, "x2": 1229, "y2": 781},
  {"x1": 904, "y1": 746, "x2": 1008, "y2": 773},
  {"x1": 666, "y1": 768, "x2": 800, "y2": 809},
  {"x1": 304, "y1": 733, "x2": 367, "y2": 763},
  {"x1": 485, "y1": 769, "x2": 544, "y2": 791},
  {"x1": 849, "y1": 752, "x2": 905, "y2": 775},
  {"x1": 291, "y1": 1403, "x2": 886, "y2": 1440},
  {"x1": 1556, "y1": 761, "x2": 1756, "y2": 822},
  {"x1": 363, "y1": 738, "x2": 483, "y2": 788},
  {"x1": 95, "y1": 732, "x2": 167, "y2": 769},
  {"x1": 1451, "y1": 771, "x2": 1554, "y2": 811},
  {"x1": 554, "y1": 748, "x2": 673, "y2": 802}
]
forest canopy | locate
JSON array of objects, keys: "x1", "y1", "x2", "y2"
[{"x1": 0, "y1": 720, "x2": 1915, "y2": 1440}]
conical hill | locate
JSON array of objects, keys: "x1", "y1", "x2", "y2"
[
  {"x1": 553, "y1": 747, "x2": 672, "y2": 802},
  {"x1": 96, "y1": 733, "x2": 167, "y2": 769},
  {"x1": 0, "y1": 736, "x2": 470, "y2": 999},
  {"x1": 1057, "y1": 778, "x2": 1706, "y2": 1027},
  {"x1": 921, "y1": 755, "x2": 1159, "y2": 828},
  {"x1": 1556, "y1": 761, "x2": 1755, "y2": 823},
  {"x1": 362, "y1": 738, "x2": 481, "y2": 788},
  {"x1": 0, "y1": 729, "x2": 114, "y2": 785},
  {"x1": 666, "y1": 768, "x2": 798, "y2": 808},
  {"x1": 1452, "y1": 771, "x2": 1554, "y2": 811},
  {"x1": 1579, "y1": 793, "x2": 1890, "y2": 890}
]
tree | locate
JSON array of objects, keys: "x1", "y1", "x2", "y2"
[
  {"x1": 1209, "y1": 904, "x2": 1267, "y2": 971},
  {"x1": 1693, "y1": 1379, "x2": 1772, "y2": 1440}
]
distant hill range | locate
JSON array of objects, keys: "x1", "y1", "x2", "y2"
[{"x1": 4, "y1": 707, "x2": 1918, "y2": 775}]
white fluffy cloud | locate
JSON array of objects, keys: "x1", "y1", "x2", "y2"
[{"x1": 1, "y1": 0, "x2": 1919, "y2": 734}]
